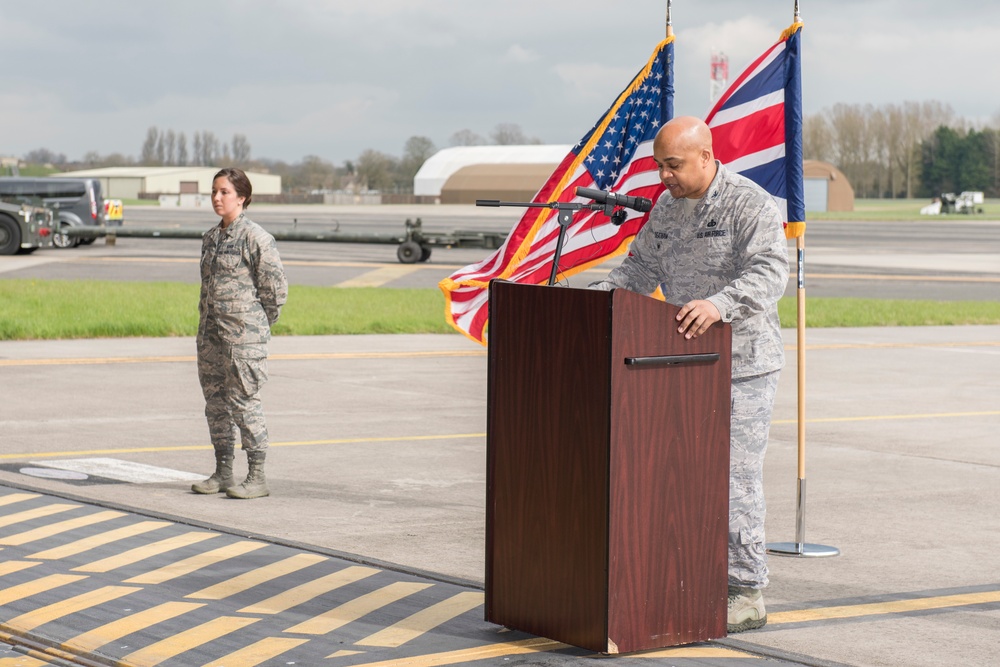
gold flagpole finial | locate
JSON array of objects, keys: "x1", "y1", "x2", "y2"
[{"x1": 665, "y1": 0, "x2": 673, "y2": 38}]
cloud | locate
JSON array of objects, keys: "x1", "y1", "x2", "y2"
[
  {"x1": 503, "y1": 44, "x2": 539, "y2": 64},
  {"x1": 2, "y1": 0, "x2": 999, "y2": 163}
]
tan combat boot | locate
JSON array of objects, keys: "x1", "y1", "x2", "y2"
[
  {"x1": 727, "y1": 585, "x2": 767, "y2": 633},
  {"x1": 191, "y1": 451, "x2": 235, "y2": 494},
  {"x1": 226, "y1": 451, "x2": 270, "y2": 499}
]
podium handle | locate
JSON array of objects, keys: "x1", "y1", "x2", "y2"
[{"x1": 624, "y1": 353, "x2": 720, "y2": 366}]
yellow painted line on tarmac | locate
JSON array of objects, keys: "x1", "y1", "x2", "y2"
[
  {"x1": 0, "y1": 433, "x2": 487, "y2": 461},
  {"x1": 770, "y1": 590, "x2": 1000, "y2": 625},
  {"x1": 0, "y1": 504, "x2": 78, "y2": 529},
  {"x1": 121, "y1": 616, "x2": 259, "y2": 665},
  {"x1": 773, "y1": 410, "x2": 1000, "y2": 425},
  {"x1": 0, "y1": 349, "x2": 485, "y2": 367},
  {"x1": 0, "y1": 656, "x2": 52, "y2": 667},
  {"x1": 5, "y1": 406, "x2": 995, "y2": 465},
  {"x1": 123, "y1": 540, "x2": 266, "y2": 585},
  {"x1": 204, "y1": 637, "x2": 310, "y2": 667},
  {"x1": 30, "y1": 520, "x2": 171, "y2": 560},
  {"x1": 72, "y1": 531, "x2": 218, "y2": 573},
  {"x1": 64, "y1": 601, "x2": 205, "y2": 655},
  {"x1": 239, "y1": 565, "x2": 380, "y2": 615},
  {"x1": 7, "y1": 341, "x2": 999, "y2": 367},
  {"x1": 0, "y1": 510, "x2": 125, "y2": 546},
  {"x1": 186, "y1": 552, "x2": 328, "y2": 600},
  {"x1": 356, "y1": 591, "x2": 484, "y2": 648},
  {"x1": 0, "y1": 561, "x2": 41, "y2": 577},
  {"x1": 0, "y1": 493, "x2": 40, "y2": 506},
  {"x1": 344, "y1": 637, "x2": 568, "y2": 667},
  {"x1": 285, "y1": 581, "x2": 433, "y2": 635},
  {"x1": 0, "y1": 574, "x2": 88, "y2": 607},
  {"x1": 337, "y1": 265, "x2": 423, "y2": 287},
  {"x1": 5, "y1": 585, "x2": 139, "y2": 633}
]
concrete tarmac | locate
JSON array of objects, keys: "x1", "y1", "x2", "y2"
[{"x1": 1, "y1": 323, "x2": 998, "y2": 666}]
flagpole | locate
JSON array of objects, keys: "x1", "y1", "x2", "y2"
[
  {"x1": 665, "y1": 0, "x2": 673, "y2": 38},
  {"x1": 767, "y1": 0, "x2": 839, "y2": 559}
]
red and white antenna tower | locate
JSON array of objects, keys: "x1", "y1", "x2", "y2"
[{"x1": 710, "y1": 50, "x2": 728, "y2": 104}]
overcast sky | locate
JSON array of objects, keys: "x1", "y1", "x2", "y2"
[{"x1": 1, "y1": 0, "x2": 997, "y2": 165}]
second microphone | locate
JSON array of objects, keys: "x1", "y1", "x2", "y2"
[{"x1": 576, "y1": 187, "x2": 653, "y2": 213}]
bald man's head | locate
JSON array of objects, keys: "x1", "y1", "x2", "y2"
[{"x1": 653, "y1": 116, "x2": 717, "y2": 199}]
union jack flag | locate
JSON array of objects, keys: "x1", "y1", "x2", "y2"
[
  {"x1": 439, "y1": 37, "x2": 675, "y2": 345},
  {"x1": 706, "y1": 22, "x2": 805, "y2": 239}
]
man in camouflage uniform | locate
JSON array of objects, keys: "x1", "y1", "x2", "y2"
[
  {"x1": 591, "y1": 117, "x2": 788, "y2": 633},
  {"x1": 193, "y1": 168, "x2": 288, "y2": 500}
]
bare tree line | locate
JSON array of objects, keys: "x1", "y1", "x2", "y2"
[
  {"x1": 803, "y1": 101, "x2": 999, "y2": 198},
  {"x1": 139, "y1": 127, "x2": 252, "y2": 167},
  {"x1": 14, "y1": 121, "x2": 552, "y2": 194}
]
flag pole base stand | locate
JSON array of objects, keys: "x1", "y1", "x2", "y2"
[
  {"x1": 766, "y1": 542, "x2": 840, "y2": 558},
  {"x1": 765, "y1": 478, "x2": 840, "y2": 557}
]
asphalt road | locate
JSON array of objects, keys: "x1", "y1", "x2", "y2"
[
  {"x1": 1, "y1": 203, "x2": 998, "y2": 666},
  {"x1": 1, "y1": 204, "x2": 998, "y2": 300}
]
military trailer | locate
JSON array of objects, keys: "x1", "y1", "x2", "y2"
[{"x1": 0, "y1": 199, "x2": 57, "y2": 255}]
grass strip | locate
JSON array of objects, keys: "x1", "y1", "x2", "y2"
[
  {"x1": 807, "y1": 197, "x2": 1000, "y2": 221},
  {"x1": 1, "y1": 279, "x2": 998, "y2": 341}
]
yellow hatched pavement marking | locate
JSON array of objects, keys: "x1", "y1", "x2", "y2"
[
  {"x1": 0, "y1": 504, "x2": 78, "y2": 529},
  {"x1": 64, "y1": 601, "x2": 204, "y2": 655},
  {"x1": 0, "y1": 657, "x2": 51, "y2": 666},
  {"x1": 0, "y1": 493, "x2": 40, "y2": 507},
  {"x1": 285, "y1": 581, "x2": 432, "y2": 635},
  {"x1": 239, "y1": 565, "x2": 380, "y2": 615},
  {"x1": 336, "y1": 265, "x2": 422, "y2": 288},
  {"x1": 121, "y1": 616, "x2": 259, "y2": 666},
  {"x1": 769, "y1": 590, "x2": 1000, "y2": 624},
  {"x1": 0, "y1": 574, "x2": 87, "y2": 606},
  {"x1": 123, "y1": 540, "x2": 266, "y2": 585},
  {"x1": 203, "y1": 637, "x2": 309, "y2": 667},
  {"x1": 5, "y1": 585, "x2": 139, "y2": 633},
  {"x1": 186, "y1": 552, "x2": 327, "y2": 600},
  {"x1": 0, "y1": 510, "x2": 125, "y2": 546},
  {"x1": 0, "y1": 560, "x2": 41, "y2": 577},
  {"x1": 357, "y1": 591, "x2": 484, "y2": 648},
  {"x1": 328, "y1": 650, "x2": 365, "y2": 658},
  {"x1": 72, "y1": 531, "x2": 218, "y2": 573},
  {"x1": 345, "y1": 637, "x2": 567, "y2": 667},
  {"x1": 30, "y1": 520, "x2": 172, "y2": 559}
]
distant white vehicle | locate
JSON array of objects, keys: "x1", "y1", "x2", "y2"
[
  {"x1": 922, "y1": 191, "x2": 985, "y2": 215},
  {"x1": 920, "y1": 199, "x2": 942, "y2": 215}
]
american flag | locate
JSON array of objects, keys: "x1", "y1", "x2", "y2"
[
  {"x1": 439, "y1": 37, "x2": 675, "y2": 345},
  {"x1": 706, "y1": 22, "x2": 805, "y2": 239}
]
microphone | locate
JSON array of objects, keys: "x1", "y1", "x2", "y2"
[{"x1": 576, "y1": 187, "x2": 653, "y2": 213}]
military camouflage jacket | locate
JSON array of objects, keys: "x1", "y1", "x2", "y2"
[
  {"x1": 198, "y1": 213, "x2": 288, "y2": 345},
  {"x1": 593, "y1": 162, "x2": 789, "y2": 378}
]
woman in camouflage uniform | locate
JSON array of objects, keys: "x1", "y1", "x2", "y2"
[{"x1": 192, "y1": 168, "x2": 288, "y2": 499}]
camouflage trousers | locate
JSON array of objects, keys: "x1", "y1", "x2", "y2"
[
  {"x1": 728, "y1": 370, "x2": 780, "y2": 589},
  {"x1": 197, "y1": 334, "x2": 270, "y2": 454}
]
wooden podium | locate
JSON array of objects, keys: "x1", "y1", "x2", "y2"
[{"x1": 485, "y1": 282, "x2": 732, "y2": 653}]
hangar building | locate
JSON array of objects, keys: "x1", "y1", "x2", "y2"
[
  {"x1": 803, "y1": 160, "x2": 854, "y2": 212},
  {"x1": 52, "y1": 166, "x2": 282, "y2": 200},
  {"x1": 415, "y1": 146, "x2": 854, "y2": 212},
  {"x1": 414, "y1": 145, "x2": 571, "y2": 203}
]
